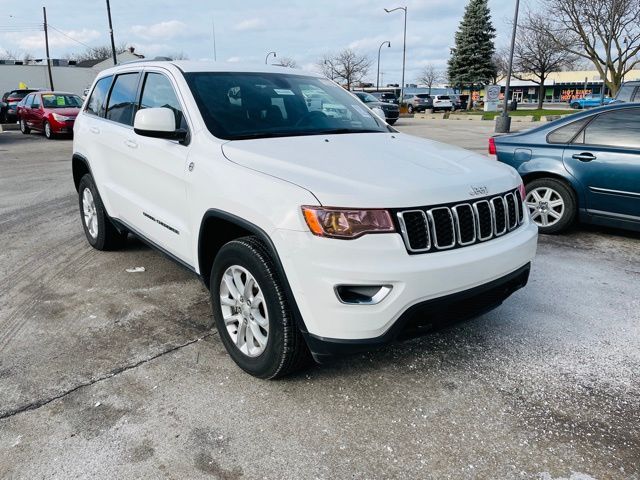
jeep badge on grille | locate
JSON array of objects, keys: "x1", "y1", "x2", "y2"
[{"x1": 469, "y1": 185, "x2": 488, "y2": 196}]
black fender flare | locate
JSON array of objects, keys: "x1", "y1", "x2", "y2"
[{"x1": 198, "y1": 209, "x2": 309, "y2": 335}]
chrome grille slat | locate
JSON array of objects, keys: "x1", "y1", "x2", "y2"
[
  {"x1": 397, "y1": 210, "x2": 430, "y2": 252},
  {"x1": 427, "y1": 207, "x2": 456, "y2": 250},
  {"x1": 490, "y1": 196, "x2": 508, "y2": 236},
  {"x1": 396, "y1": 188, "x2": 523, "y2": 254}
]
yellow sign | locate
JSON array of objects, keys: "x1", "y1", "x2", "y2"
[{"x1": 18, "y1": 82, "x2": 27, "y2": 89}]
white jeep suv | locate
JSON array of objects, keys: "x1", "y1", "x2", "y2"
[{"x1": 73, "y1": 61, "x2": 538, "y2": 378}]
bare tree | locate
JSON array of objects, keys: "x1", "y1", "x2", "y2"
[
  {"x1": 511, "y1": 11, "x2": 579, "y2": 108},
  {"x1": 0, "y1": 49, "x2": 21, "y2": 60},
  {"x1": 417, "y1": 64, "x2": 442, "y2": 93},
  {"x1": 318, "y1": 49, "x2": 372, "y2": 89},
  {"x1": 539, "y1": 0, "x2": 640, "y2": 95},
  {"x1": 169, "y1": 51, "x2": 189, "y2": 60},
  {"x1": 69, "y1": 43, "x2": 128, "y2": 63},
  {"x1": 275, "y1": 56, "x2": 298, "y2": 68},
  {"x1": 491, "y1": 51, "x2": 509, "y2": 84}
]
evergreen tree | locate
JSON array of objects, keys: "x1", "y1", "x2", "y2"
[{"x1": 448, "y1": 0, "x2": 497, "y2": 107}]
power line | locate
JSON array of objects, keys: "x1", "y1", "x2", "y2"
[{"x1": 47, "y1": 25, "x2": 95, "y2": 49}]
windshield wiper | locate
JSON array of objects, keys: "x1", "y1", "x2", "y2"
[{"x1": 231, "y1": 129, "x2": 382, "y2": 140}]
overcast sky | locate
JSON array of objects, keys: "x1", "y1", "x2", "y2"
[{"x1": 2, "y1": 0, "x2": 520, "y2": 84}]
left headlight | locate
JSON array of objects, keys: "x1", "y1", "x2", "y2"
[
  {"x1": 302, "y1": 206, "x2": 395, "y2": 239},
  {"x1": 52, "y1": 113, "x2": 71, "y2": 122}
]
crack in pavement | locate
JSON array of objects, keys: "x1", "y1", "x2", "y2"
[{"x1": 0, "y1": 332, "x2": 216, "y2": 421}]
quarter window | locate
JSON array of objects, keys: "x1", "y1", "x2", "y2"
[
  {"x1": 106, "y1": 73, "x2": 140, "y2": 125},
  {"x1": 85, "y1": 76, "x2": 113, "y2": 117},
  {"x1": 139, "y1": 73, "x2": 186, "y2": 130},
  {"x1": 574, "y1": 108, "x2": 640, "y2": 149},
  {"x1": 547, "y1": 118, "x2": 589, "y2": 144}
]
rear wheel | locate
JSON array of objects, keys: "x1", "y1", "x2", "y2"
[
  {"x1": 20, "y1": 118, "x2": 30, "y2": 134},
  {"x1": 78, "y1": 174, "x2": 127, "y2": 250},
  {"x1": 525, "y1": 178, "x2": 577, "y2": 234},
  {"x1": 387, "y1": 119, "x2": 397, "y2": 125},
  {"x1": 570, "y1": 102, "x2": 581, "y2": 109},
  {"x1": 211, "y1": 236, "x2": 309, "y2": 379}
]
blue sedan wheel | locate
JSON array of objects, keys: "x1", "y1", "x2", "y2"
[{"x1": 525, "y1": 178, "x2": 577, "y2": 234}]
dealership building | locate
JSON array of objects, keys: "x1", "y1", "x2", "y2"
[{"x1": 497, "y1": 69, "x2": 640, "y2": 103}]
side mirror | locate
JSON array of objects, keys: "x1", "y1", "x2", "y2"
[
  {"x1": 134, "y1": 107, "x2": 187, "y2": 141},
  {"x1": 371, "y1": 106, "x2": 387, "y2": 123}
]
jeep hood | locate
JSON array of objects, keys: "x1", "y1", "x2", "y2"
[{"x1": 221, "y1": 133, "x2": 520, "y2": 208}]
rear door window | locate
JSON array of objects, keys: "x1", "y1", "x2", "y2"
[
  {"x1": 105, "y1": 73, "x2": 140, "y2": 126},
  {"x1": 573, "y1": 108, "x2": 640, "y2": 149},
  {"x1": 86, "y1": 76, "x2": 113, "y2": 117}
]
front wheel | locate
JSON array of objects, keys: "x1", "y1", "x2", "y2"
[
  {"x1": 44, "y1": 120, "x2": 54, "y2": 139},
  {"x1": 211, "y1": 237, "x2": 309, "y2": 379},
  {"x1": 525, "y1": 178, "x2": 577, "y2": 234},
  {"x1": 20, "y1": 118, "x2": 30, "y2": 134},
  {"x1": 570, "y1": 102, "x2": 581, "y2": 109},
  {"x1": 407, "y1": 105, "x2": 414, "y2": 114}
]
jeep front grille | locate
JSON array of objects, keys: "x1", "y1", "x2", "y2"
[{"x1": 396, "y1": 188, "x2": 525, "y2": 254}]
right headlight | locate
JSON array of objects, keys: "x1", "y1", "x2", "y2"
[{"x1": 301, "y1": 206, "x2": 395, "y2": 239}]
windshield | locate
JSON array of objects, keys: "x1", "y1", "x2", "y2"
[
  {"x1": 185, "y1": 72, "x2": 387, "y2": 140},
  {"x1": 41, "y1": 94, "x2": 83, "y2": 108},
  {"x1": 355, "y1": 92, "x2": 379, "y2": 103}
]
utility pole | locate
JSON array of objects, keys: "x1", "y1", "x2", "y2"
[
  {"x1": 106, "y1": 0, "x2": 117, "y2": 65},
  {"x1": 42, "y1": 7, "x2": 54, "y2": 90},
  {"x1": 495, "y1": 0, "x2": 520, "y2": 133}
]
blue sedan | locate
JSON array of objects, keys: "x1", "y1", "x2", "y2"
[
  {"x1": 569, "y1": 94, "x2": 614, "y2": 109},
  {"x1": 492, "y1": 103, "x2": 640, "y2": 234}
]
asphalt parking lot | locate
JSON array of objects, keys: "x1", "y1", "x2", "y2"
[{"x1": 1, "y1": 122, "x2": 638, "y2": 479}]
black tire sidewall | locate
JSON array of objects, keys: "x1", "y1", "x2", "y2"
[
  {"x1": 78, "y1": 174, "x2": 110, "y2": 249},
  {"x1": 211, "y1": 240, "x2": 290, "y2": 379},
  {"x1": 526, "y1": 178, "x2": 577, "y2": 234}
]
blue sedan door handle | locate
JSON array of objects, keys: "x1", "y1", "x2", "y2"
[{"x1": 572, "y1": 152, "x2": 596, "y2": 162}]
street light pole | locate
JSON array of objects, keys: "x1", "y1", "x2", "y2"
[
  {"x1": 384, "y1": 6, "x2": 407, "y2": 104},
  {"x1": 495, "y1": 0, "x2": 520, "y2": 133},
  {"x1": 377, "y1": 41, "x2": 391, "y2": 91},
  {"x1": 265, "y1": 51, "x2": 276, "y2": 64}
]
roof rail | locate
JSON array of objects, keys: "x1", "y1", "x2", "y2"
[{"x1": 119, "y1": 56, "x2": 174, "y2": 65}]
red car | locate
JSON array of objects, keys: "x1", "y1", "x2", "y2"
[{"x1": 17, "y1": 91, "x2": 83, "y2": 139}]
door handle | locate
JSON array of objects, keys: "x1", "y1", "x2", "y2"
[
  {"x1": 572, "y1": 152, "x2": 596, "y2": 162},
  {"x1": 90, "y1": 127, "x2": 100, "y2": 134},
  {"x1": 124, "y1": 139, "x2": 138, "y2": 149}
]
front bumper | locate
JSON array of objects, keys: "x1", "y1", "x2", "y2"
[
  {"x1": 272, "y1": 219, "x2": 537, "y2": 350},
  {"x1": 306, "y1": 262, "x2": 530, "y2": 361},
  {"x1": 51, "y1": 120, "x2": 75, "y2": 134}
]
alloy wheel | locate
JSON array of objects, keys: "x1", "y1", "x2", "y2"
[
  {"x1": 526, "y1": 187, "x2": 565, "y2": 227},
  {"x1": 44, "y1": 122, "x2": 51, "y2": 138},
  {"x1": 82, "y1": 187, "x2": 98, "y2": 239},
  {"x1": 219, "y1": 265, "x2": 269, "y2": 357}
]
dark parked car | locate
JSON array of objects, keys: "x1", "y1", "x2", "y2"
[
  {"x1": 353, "y1": 91, "x2": 400, "y2": 125},
  {"x1": 450, "y1": 94, "x2": 469, "y2": 110},
  {"x1": 370, "y1": 91, "x2": 399, "y2": 104},
  {"x1": 17, "y1": 91, "x2": 83, "y2": 139},
  {"x1": 491, "y1": 103, "x2": 640, "y2": 234},
  {"x1": 2, "y1": 89, "x2": 41, "y2": 121},
  {"x1": 614, "y1": 81, "x2": 640, "y2": 103}
]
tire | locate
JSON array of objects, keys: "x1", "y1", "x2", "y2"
[
  {"x1": 211, "y1": 236, "x2": 309, "y2": 379},
  {"x1": 407, "y1": 104, "x2": 414, "y2": 114},
  {"x1": 387, "y1": 119, "x2": 397, "y2": 125},
  {"x1": 20, "y1": 118, "x2": 30, "y2": 134},
  {"x1": 78, "y1": 174, "x2": 127, "y2": 250},
  {"x1": 570, "y1": 102, "x2": 581, "y2": 109},
  {"x1": 44, "y1": 120, "x2": 54, "y2": 139},
  {"x1": 525, "y1": 178, "x2": 577, "y2": 234}
]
